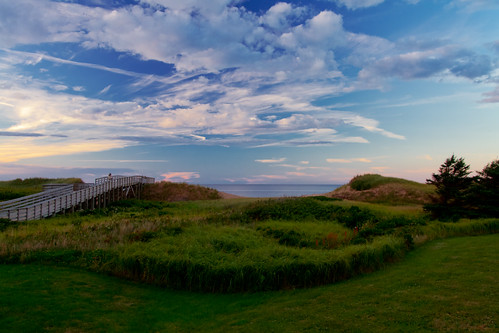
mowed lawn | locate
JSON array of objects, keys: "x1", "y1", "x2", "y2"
[{"x1": 1, "y1": 234, "x2": 497, "y2": 332}]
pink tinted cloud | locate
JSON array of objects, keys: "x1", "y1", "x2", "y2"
[
  {"x1": 161, "y1": 172, "x2": 200, "y2": 181},
  {"x1": 481, "y1": 86, "x2": 499, "y2": 103}
]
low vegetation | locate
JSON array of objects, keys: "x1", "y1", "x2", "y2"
[
  {"x1": 142, "y1": 181, "x2": 221, "y2": 201},
  {"x1": 0, "y1": 177, "x2": 83, "y2": 201},
  {"x1": 1, "y1": 234, "x2": 497, "y2": 331},
  {"x1": 328, "y1": 174, "x2": 434, "y2": 205},
  {"x1": 1, "y1": 194, "x2": 497, "y2": 292}
]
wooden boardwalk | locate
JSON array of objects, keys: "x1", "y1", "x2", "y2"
[{"x1": 0, "y1": 175, "x2": 155, "y2": 222}]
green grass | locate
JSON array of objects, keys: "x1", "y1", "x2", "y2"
[
  {"x1": 1, "y1": 233, "x2": 497, "y2": 332},
  {"x1": 1, "y1": 197, "x2": 497, "y2": 292},
  {"x1": 349, "y1": 174, "x2": 424, "y2": 191},
  {"x1": 0, "y1": 177, "x2": 83, "y2": 201}
]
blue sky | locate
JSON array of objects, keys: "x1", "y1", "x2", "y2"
[{"x1": 0, "y1": 0, "x2": 498, "y2": 184}]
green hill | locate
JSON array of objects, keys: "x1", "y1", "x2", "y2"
[{"x1": 328, "y1": 174, "x2": 435, "y2": 205}]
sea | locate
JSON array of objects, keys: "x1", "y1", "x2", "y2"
[{"x1": 204, "y1": 184, "x2": 341, "y2": 198}]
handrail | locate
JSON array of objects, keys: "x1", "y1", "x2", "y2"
[
  {"x1": 0, "y1": 185, "x2": 74, "y2": 210},
  {"x1": 0, "y1": 175, "x2": 155, "y2": 221}
]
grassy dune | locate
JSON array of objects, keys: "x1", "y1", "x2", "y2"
[
  {"x1": 1, "y1": 234, "x2": 497, "y2": 332},
  {"x1": 328, "y1": 174, "x2": 435, "y2": 205},
  {"x1": 142, "y1": 181, "x2": 222, "y2": 202}
]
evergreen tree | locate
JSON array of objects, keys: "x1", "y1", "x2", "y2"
[
  {"x1": 471, "y1": 159, "x2": 499, "y2": 217},
  {"x1": 425, "y1": 155, "x2": 473, "y2": 220}
]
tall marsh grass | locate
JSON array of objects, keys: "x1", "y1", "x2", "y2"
[{"x1": 103, "y1": 234, "x2": 406, "y2": 292}]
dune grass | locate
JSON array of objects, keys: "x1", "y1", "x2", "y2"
[
  {"x1": 142, "y1": 181, "x2": 221, "y2": 201},
  {"x1": 1, "y1": 233, "x2": 497, "y2": 332},
  {"x1": 349, "y1": 174, "x2": 425, "y2": 191},
  {"x1": 330, "y1": 174, "x2": 435, "y2": 205}
]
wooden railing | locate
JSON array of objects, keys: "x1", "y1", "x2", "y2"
[{"x1": 0, "y1": 175, "x2": 155, "y2": 222}]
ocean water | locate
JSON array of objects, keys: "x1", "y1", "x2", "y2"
[{"x1": 205, "y1": 184, "x2": 341, "y2": 198}]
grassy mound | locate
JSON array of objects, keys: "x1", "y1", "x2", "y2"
[
  {"x1": 142, "y1": 182, "x2": 221, "y2": 202},
  {"x1": 329, "y1": 174, "x2": 435, "y2": 205},
  {"x1": 0, "y1": 177, "x2": 83, "y2": 201}
]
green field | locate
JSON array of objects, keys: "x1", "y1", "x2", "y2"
[
  {"x1": 1, "y1": 234, "x2": 497, "y2": 332},
  {"x1": 1, "y1": 175, "x2": 498, "y2": 331},
  {"x1": 1, "y1": 197, "x2": 498, "y2": 292}
]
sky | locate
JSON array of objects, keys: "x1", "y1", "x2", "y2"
[{"x1": 0, "y1": 0, "x2": 498, "y2": 185}]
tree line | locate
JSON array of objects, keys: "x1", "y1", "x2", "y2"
[{"x1": 425, "y1": 155, "x2": 499, "y2": 220}]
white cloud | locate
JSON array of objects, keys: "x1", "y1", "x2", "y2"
[
  {"x1": 0, "y1": 137, "x2": 125, "y2": 163},
  {"x1": 255, "y1": 158, "x2": 286, "y2": 163},
  {"x1": 331, "y1": 0, "x2": 420, "y2": 10},
  {"x1": 333, "y1": 112, "x2": 406, "y2": 140},
  {"x1": 448, "y1": 0, "x2": 499, "y2": 12},
  {"x1": 6, "y1": 0, "x2": 488, "y2": 163},
  {"x1": 326, "y1": 158, "x2": 372, "y2": 163},
  {"x1": 261, "y1": 2, "x2": 307, "y2": 32},
  {"x1": 326, "y1": 158, "x2": 352, "y2": 163},
  {"x1": 359, "y1": 45, "x2": 494, "y2": 83},
  {"x1": 332, "y1": 0, "x2": 384, "y2": 10},
  {"x1": 420, "y1": 155, "x2": 433, "y2": 161},
  {"x1": 99, "y1": 84, "x2": 111, "y2": 94}
]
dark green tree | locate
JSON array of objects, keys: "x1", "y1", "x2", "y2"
[
  {"x1": 470, "y1": 159, "x2": 499, "y2": 217},
  {"x1": 425, "y1": 155, "x2": 473, "y2": 220}
]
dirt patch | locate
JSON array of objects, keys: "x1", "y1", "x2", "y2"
[{"x1": 218, "y1": 191, "x2": 245, "y2": 199}]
